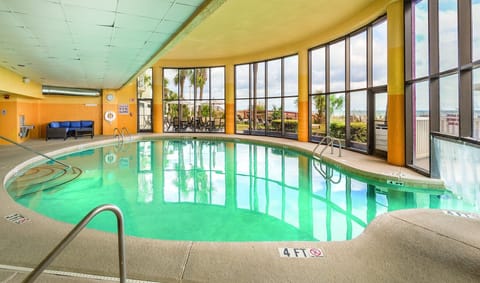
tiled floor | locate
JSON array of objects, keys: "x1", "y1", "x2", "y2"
[{"x1": 0, "y1": 134, "x2": 478, "y2": 282}]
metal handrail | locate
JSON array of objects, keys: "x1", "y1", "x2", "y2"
[
  {"x1": 121, "y1": 127, "x2": 130, "y2": 139},
  {"x1": 313, "y1": 135, "x2": 342, "y2": 159},
  {"x1": 312, "y1": 159, "x2": 342, "y2": 184},
  {"x1": 23, "y1": 204, "x2": 127, "y2": 283},
  {"x1": 113, "y1": 128, "x2": 122, "y2": 143},
  {"x1": 0, "y1": 135, "x2": 71, "y2": 169}
]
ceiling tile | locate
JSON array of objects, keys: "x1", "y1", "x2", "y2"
[
  {"x1": 60, "y1": 0, "x2": 118, "y2": 12},
  {"x1": 164, "y1": 3, "x2": 197, "y2": 22},
  {"x1": 63, "y1": 4, "x2": 116, "y2": 26},
  {"x1": 114, "y1": 13, "x2": 159, "y2": 31},
  {"x1": 176, "y1": 0, "x2": 205, "y2": 6},
  {"x1": 155, "y1": 20, "x2": 181, "y2": 34},
  {"x1": 0, "y1": 0, "x2": 218, "y2": 89},
  {"x1": 117, "y1": 0, "x2": 173, "y2": 19},
  {"x1": 4, "y1": 0, "x2": 65, "y2": 21}
]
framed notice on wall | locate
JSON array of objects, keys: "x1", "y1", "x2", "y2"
[{"x1": 118, "y1": 104, "x2": 129, "y2": 115}]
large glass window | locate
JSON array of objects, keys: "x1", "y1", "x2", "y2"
[
  {"x1": 473, "y1": 68, "x2": 480, "y2": 139},
  {"x1": 412, "y1": 81, "x2": 430, "y2": 170},
  {"x1": 163, "y1": 67, "x2": 225, "y2": 133},
  {"x1": 406, "y1": 0, "x2": 480, "y2": 174},
  {"x1": 438, "y1": 0, "x2": 458, "y2": 72},
  {"x1": 235, "y1": 55, "x2": 299, "y2": 139},
  {"x1": 413, "y1": 0, "x2": 429, "y2": 78},
  {"x1": 350, "y1": 31, "x2": 367, "y2": 89},
  {"x1": 137, "y1": 68, "x2": 153, "y2": 132},
  {"x1": 439, "y1": 74, "x2": 459, "y2": 136},
  {"x1": 373, "y1": 20, "x2": 388, "y2": 86},
  {"x1": 473, "y1": 0, "x2": 480, "y2": 61},
  {"x1": 309, "y1": 17, "x2": 387, "y2": 154},
  {"x1": 330, "y1": 40, "x2": 346, "y2": 92}
]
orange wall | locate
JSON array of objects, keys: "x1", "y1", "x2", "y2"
[
  {"x1": 38, "y1": 95, "x2": 103, "y2": 137},
  {"x1": 103, "y1": 81, "x2": 137, "y2": 135},
  {"x1": 0, "y1": 97, "x2": 19, "y2": 144}
]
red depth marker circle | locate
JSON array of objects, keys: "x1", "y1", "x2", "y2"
[{"x1": 309, "y1": 248, "x2": 323, "y2": 257}]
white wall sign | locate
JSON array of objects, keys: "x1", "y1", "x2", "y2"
[{"x1": 118, "y1": 104, "x2": 129, "y2": 114}]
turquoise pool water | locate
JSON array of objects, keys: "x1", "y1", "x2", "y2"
[{"x1": 5, "y1": 138, "x2": 478, "y2": 241}]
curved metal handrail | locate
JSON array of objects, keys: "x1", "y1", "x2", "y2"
[
  {"x1": 0, "y1": 135, "x2": 71, "y2": 169},
  {"x1": 312, "y1": 135, "x2": 342, "y2": 159},
  {"x1": 23, "y1": 204, "x2": 127, "y2": 283},
  {"x1": 113, "y1": 128, "x2": 122, "y2": 143},
  {"x1": 121, "y1": 127, "x2": 130, "y2": 139},
  {"x1": 312, "y1": 159, "x2": 342, "y2": 184}
]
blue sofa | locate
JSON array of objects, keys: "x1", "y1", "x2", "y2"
[{"x1": 46, "y1": 120, "x2": 94, "y2": 141}]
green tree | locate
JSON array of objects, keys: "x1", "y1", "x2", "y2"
[
  {"x1": 313, "y1": 91, "x2": 344, "y2": 123},
  {"x1": 174, "y1": 69, "x2": 193, "y2": 99},
  {"x1": 192, "y1": 68, "x2": 208, "y2": 100}
]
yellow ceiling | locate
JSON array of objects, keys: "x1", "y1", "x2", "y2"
[{"x1": 160, "y1": 0, "x2": 384, "y2": 61}]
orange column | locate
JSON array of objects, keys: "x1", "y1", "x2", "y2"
[
  {"x1": 225, "y1": 63, "x2": 235, "y2": 134},
  {"x1": 152, "y1": 66, "x2": 164, "y2": 133},
  {"x1": 297, "y1": 49, "x2": 309, "y2": 142},
  {"x1": 387, "y1": 0, "x2": 405, "y2": 166}
]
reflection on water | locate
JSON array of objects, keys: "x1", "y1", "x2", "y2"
[{"x1": 6, "y1": 139, "x2": 476, "y2": 242}]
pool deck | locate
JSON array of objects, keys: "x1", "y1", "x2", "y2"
[{"x1": 0, "y1": 134, "x2": 479, "y2": 283}]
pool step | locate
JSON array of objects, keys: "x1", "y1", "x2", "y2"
[{"x1": 7, "y1": 165, "x2": 82, "y2": 198}]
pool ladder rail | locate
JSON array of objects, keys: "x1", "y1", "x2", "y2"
[
  {"x1": 313, "y1": 135, "x2": 342, "y2": 159},
  {"x1": 113, "y1": 127, "x2": 130, "y2": 143},
  {"x1": 23, "y1": 204, "x2": 127, "y2": 283},
  {"x1": 312, "y1": 136, "x2": 342, "y2": 184}
]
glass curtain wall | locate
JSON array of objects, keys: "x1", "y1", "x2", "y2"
[
  {"x1": 406, "y1": 0, "x2": 480, "y2": 174},
  {"x1": 137, "y1": 68, "x2": 153, "y2": 132},
  {"x1": 163, "y1": 67, "x2": 225, "y2": 133},
  {"x1": 309, "y1": 17, "x2": 387, "y2": 154},
  {"x1": 235, "y1": 55, "x2": 299, "y2": 139}
]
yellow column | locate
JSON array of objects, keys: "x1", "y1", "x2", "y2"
[
  {"x1": 152, "y1": 66, "x2": 164, "y2": 133},
  {"x1": 225, "y1": 63, "x2": 235, "y2": 134},
  {"x1": 298, "y1": 49, "x2": 309, "y2": 142},
  {"x1": 387, "y1": 0, "x2": 405, "y2": 166}
]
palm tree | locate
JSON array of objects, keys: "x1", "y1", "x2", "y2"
[
  {"x1": 174, "y1": 69, "x2": 193, "y2": 99},
  {"x1": 191, "y1": 68, "x2": 208, "y2": 119},
  {"x1": 192, "y1": 68, "x2": 208, "y2": 100}
]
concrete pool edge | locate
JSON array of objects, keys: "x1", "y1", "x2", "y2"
[{"x1": 2, "y1": 134, "x2": 477, "y2": 282}]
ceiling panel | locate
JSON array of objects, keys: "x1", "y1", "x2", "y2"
[
  {"x1": 63, "y1": 4, "x2": 116, "y2": 26},
  {"x1": 114, "y1": 13, "x2": 159, "y2": 31},
  {"x1": 60, "y1": 0, "x2": 118, "y2": 12},
  {"x1": 4, "y1": 0, "x2": 65, "y2": 21},
  {"x1": 0, "y1": 0, "x2": 208, "y2": 89},
  {"x1": 0, "y1": 0, "x2": 380, "y2": 90},
  {"x1": 117, "y1": 0, "x2": 172, "y2": 19},
  {"x1": 164, "y1": 3, "x2": 197, "y2": 22}
]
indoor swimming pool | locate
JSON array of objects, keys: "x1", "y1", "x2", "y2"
[{"x1": 5, "y1": 138, "x2": 478, "y2": 242}]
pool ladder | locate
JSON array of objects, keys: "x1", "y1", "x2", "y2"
[
  {"x1": 23, "y1": 204, "x2": 127, "y2": 283},
  {"x1": 312, "y1": 136, "x2": 342, "y2": 184},
  {"x1": 313, "y1": 135, "x2": 342, "y2": 159},
  {"x1": 113, "y1": 127, "x2": 130, "y2": 143}
]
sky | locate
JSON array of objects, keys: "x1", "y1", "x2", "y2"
[{"x1": 414, "y1": 0, "x2": 480, "y2": 112}]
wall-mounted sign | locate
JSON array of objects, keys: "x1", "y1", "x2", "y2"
[{"x1": 118, "y1": 104, "x2": 129, "y2": 115}]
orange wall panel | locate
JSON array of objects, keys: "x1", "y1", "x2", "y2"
[
  {"x1": 39, "y1": 96, "x2": 102, "y2": 137},
  {"x1": 0, "y1": 99, "x2": 18, "y2": 144}
]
